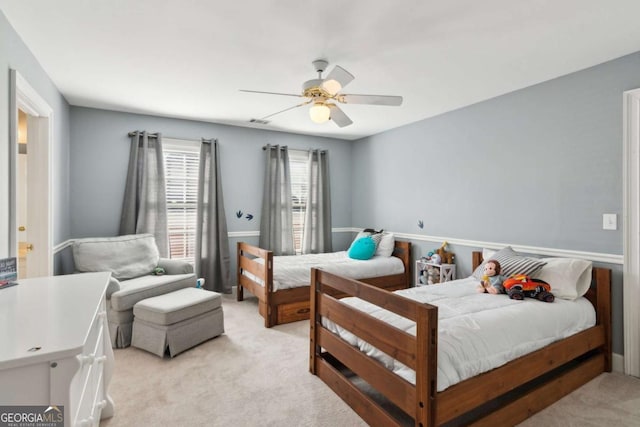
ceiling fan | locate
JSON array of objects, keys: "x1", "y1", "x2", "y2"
[{"x1": 240, "y1": 59, "x2": 403, "y2": 128}]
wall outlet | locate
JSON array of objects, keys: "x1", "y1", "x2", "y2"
[{"x1": 603, "y1": 213, "x2": 617, "y2": 230}]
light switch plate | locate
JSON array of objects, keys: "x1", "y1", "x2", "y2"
[{"x1": 603, "y1": 213, "x2": 617, "y2": 230}]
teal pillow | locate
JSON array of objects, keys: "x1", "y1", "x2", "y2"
[{"x1": 348, "y1": 236, "x2": 377, "y2": 260}]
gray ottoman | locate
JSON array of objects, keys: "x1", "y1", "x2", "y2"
[{"x1": 131, "y1": 287, "x2": 224, "y2": 357}]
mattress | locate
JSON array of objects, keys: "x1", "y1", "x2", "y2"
[
  {"x1": 323, "y1": 276, "x2": 596, "y2": 392},
  {"x1": 251, "y1": 251, "x2": 405, "y2": 291}
]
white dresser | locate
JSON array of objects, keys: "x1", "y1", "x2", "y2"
[{"x1": 0, "y1": 272, "x2": 115, "y2": 426}]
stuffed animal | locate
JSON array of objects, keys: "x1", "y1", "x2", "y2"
[
  {"x1": 151, "y1": 266, "x2": 166, "y2": 276},
  {"x1": 476, "y1": 259, "x2": 505, "y2": 294},
  {"x1": 503, "y1": 275, "x2": 555, "y2": 302}
]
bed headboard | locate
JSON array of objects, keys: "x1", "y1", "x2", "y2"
[
  {"x1": 472, "y1": 251, "x2": 483, "y2": 271},
  {"x1": 392, "y1": 240, "x2": 411, "y2": 284}
]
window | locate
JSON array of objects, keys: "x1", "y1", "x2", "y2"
[
  {"x1": 289, "y1": 150, "x2": 309, "y2": 254},
  {"x1": 163, "y1": 139, "x2": 200, "y2": 264}
]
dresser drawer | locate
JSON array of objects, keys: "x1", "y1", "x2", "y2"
[
  {"x1": 277, "y1": 301, "x2": 311, "y2": 324},
  {"x1": 83, "y1": 298, "x2": 106, "y2": 356},
  {"x1": 72, "y1": 314, "x2": 106, "y2": 426}
]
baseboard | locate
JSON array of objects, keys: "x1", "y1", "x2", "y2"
[{"x1": 613, "y1": 352, "x2": 624, "y2": 373}]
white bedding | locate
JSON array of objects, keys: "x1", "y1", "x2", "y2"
[
  {"x1": 250, "y1": 251, "x2": 405, "y2": 291},
  {"x1": 323, "y1": 276, "x2": 595, "y2": 392}
]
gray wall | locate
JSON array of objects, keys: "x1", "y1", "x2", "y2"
[
  {"x1": 0, "y1": 10, "x2": 71, "y2": 259},
  {"x1": 351, "y1": 52, "x2": 640, "y2": 355}
]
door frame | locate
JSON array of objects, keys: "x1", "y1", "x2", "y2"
[
  {"x1": 9, "y1": 69, "x2": 54, "y2": 277},
  {"x1": 623, "y1": 88, "x2": 640, "y2": 377}
]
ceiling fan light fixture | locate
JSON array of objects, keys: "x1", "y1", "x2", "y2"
[
  {"x1": 309, "y1": 102, "x2": 330, "y2": 123},
  {"x1": 321, "y1": 79, "x2": 342, "y2": 95}
]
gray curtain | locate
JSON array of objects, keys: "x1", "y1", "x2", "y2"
[
  {"x1": 119, "y1": 131, "x2": 169, "y2": 257},
  {"x1": 195, "y1": 139, "x2": 231, "y2": 293},
  {"x1": 259, "y1": 145, "x2": 295, "y2": 255},
  {"x1": 302, "y1": 149, "x2": 332, "y2": 254}
]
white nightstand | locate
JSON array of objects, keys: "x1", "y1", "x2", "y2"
[{"x1": 416, "y1": 259, "x2": 456, "y2": 286}]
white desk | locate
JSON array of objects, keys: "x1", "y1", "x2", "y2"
[{"x1": 0, "y1": 272, "x2": 115, "y2": 426}]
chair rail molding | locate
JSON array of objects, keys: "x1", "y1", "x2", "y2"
[
  {"x1": 228, "y1": 228, "x2": 355, "y2": 238},
  {"x1": 53, "y1": 239, "x2": 74, "y2": 254},
  {"x1": 390, "y1": 232, "x2": 622, "y2": 264}
]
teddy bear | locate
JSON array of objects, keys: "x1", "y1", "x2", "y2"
[{"x1": 476, "y1": 259, "x2": 505, "y2": 294}]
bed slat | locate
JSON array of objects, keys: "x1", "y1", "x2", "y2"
[
  {"x1": 237, "y1": 274, "x2": 265, "y2": 299},
  {"x1": 318, "y1": 293, "x2": 417, "y2": 369},
  {"x1": 315, "y1": 269, "x2": 423, "y2": 321},
  {"x1": 316, "y1": 358, "x2": 402, "y2": 427},
  {"x1": 470, "y1": 353, "x2": 605, "y2": 427},
  {"x1": 237, "y1": 241, "x2": 271, "y2": 259},
  {"x1": 238, "y1": 256, "x2": 268, "y2": 279},
  {"x1": 318, "y1": 327, "x2": 416, "y2": 415}
]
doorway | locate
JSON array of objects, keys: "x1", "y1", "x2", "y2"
[{"x1": 9, "y1": 70, "x2": 53, "y2": 278}]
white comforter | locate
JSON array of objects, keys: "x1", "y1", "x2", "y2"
[
  {"x1": 323, "y1": 276, "x2": 595, "y2": 392},
  {"x1": 252, "y1": 252, "x2": 405, "y2": 291}
]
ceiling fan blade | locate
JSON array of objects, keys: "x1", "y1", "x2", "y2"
[
  {"x1": 339, "y1": 94, "x2": 403, "y2": 106},
  {"x1": 240, "y1": 89, "x2": 303, "y2": 98},
  {"x1": 322, "y1": 65, "x2": 355, "y2": 95},
  {"x1": 327, "y1": 104, "x2": 353, "y2": 128},
  {"x1": 261, "y1": 100, "x2": 312, "y2": 120}
]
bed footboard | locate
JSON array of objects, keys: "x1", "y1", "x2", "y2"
[
  {"x1": 237, "y1": 242, "x2": 274, "y2": 327},
  {"x1": 309, "y1": 268, "x2": 438, "y2": 426}
]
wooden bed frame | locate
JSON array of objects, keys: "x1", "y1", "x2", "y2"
[
  {"x1": 309, "y1": 251, "x2": 612, "y2": 426},
  {"x1": 237, "y1": 240, "x2": 412, "y2": 328}
]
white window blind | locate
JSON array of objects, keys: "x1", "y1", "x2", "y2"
[
  {"x1": 289, "y1": 149, "x2": 309, "y2": 254},
  {"x1": 163, "y1": 139, "x2": 200, "y2": 264}
]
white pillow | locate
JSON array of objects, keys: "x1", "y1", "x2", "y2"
[
  {"x1": 482, "y1": 248, "x2": 496, "y2": 261},
  {"x1": 376, "y1": 232, "x2": 395, "y2": 257},
  {"x1": 534, "y1": 258, "x2": 592, "y2": 300},
  {"x1": 73, "y1": 234, "x2": 160, "y2": 280}
]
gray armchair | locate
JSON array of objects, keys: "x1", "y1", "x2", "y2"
[{"x1": 72, "y1": 234, "x2": 196, "y2": 348}]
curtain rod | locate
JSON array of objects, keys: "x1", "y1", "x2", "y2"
[
  {"x1": 128, "y1": 131, "x2": 215, "y2": 144},
  {"x1": 262, "y1": 145, "x2": 327, "y2": 153}
]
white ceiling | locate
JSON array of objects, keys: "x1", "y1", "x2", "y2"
[{"x1": 2, "y1": 1, "x2": 640, "y2": 141}]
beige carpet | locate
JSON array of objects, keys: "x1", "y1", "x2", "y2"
[{"x1": 101, "y1": 294, "x2": 640, "y2": 427}]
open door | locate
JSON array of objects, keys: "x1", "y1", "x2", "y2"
[
  {"x1": 10, "y1": 70, "x2": 53, "y2": 278},
  {"x1": 16, "y1": 109, "x2": 28, "y2": 278}
]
